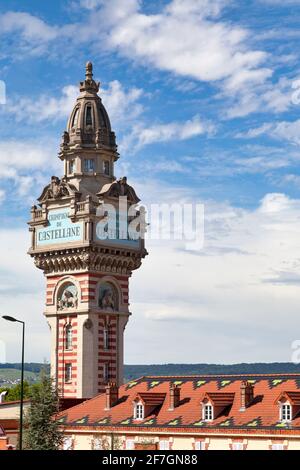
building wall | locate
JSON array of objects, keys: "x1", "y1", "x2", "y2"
[
  {"x1": 63, "y1": 431, "x2": 300, "y2": 450},
  {"x1": 45, "y1": 272, "x2": 130, "y2": 399}
]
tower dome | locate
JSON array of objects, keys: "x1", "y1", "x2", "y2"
[{"x1": 66, "y1": 62, "x2": 116, "y2": 149}]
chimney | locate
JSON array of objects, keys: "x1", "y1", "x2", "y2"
[
  {"x1": 169, "y1": 384, "x2": 181, "y2": 411},
  {"x1": 105, "y1": 382, "x2": 119, "y2": 410},
  {"x1": 240, "y1": 381, "x2": 254, "y2": 411}
]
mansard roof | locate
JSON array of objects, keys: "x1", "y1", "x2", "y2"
[{"x1": 56, "y1": 373, "x2": 300, "y2": 434}]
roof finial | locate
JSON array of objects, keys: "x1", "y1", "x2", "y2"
[
  {"x1": 86, "y1": 61, "x2": 93, "y2": 80},
  {"x1": 79, "y1": 61, "x2": 100, "y2": 93}
]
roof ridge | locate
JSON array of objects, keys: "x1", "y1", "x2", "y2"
[{"x1": 142, "y1": 373, "x2": 300, "y2": 379}]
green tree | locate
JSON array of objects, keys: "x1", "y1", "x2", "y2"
[
  {"x1": 0, "y1": 381, "x2": 31, "y2": 401},
  {"x1": 23, "y1": 372, "x2": 64, "y2": 450}
]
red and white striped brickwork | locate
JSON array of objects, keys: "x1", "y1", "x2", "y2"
[
  {"x1": 46, "y1": 272, "x2": 129, "y2": 399},
  {"x1": 57, "y1": 314, "x2": 78, "y2": 398}
]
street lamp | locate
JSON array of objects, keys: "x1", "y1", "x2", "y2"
[{"x1": 2, "y1": 315, "x2": 25, "y2": 451}]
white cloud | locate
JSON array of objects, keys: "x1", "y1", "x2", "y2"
[
  {"x1": 239, "y1": 118, "x2": 300, "y2": 146},
  {"x1": 4, "y1": 80, "x2": 143, "y2": 128},
  {"x1": 0, "y1": 11, "x2": 58, "y2": 41},
  {"x1": 121, "y1": 115, "x2": 215, "y2": 152},
  {"x1": 95, "y1": 0, "x2": 270, "y2": 86},
  {"x1": 101, "y1": 80, "x2": 144, "y2": 127},
  {"x1": 224, "y1": 76, "x2": 294, "y2": 119},
  {"x1": 5, "y1": 85, "x2": 78, "y2": 123},
  {"x1": 0, "y1": 229, "x2": 49, "y2": 362},
  {"x1": 0, "y1": 189, "x2": 5, "y2": 204},
  {"x1": 125, "y1": 187, "x2": 300, "y2": 363},
  {"x1": 0, "y1": 140, "x2": 58, "y2": 198},
  {"x1": 1, "y1": 1, "x2": 288, "y2": 120},
  {"x1": 0, "y1": 141, "x2": 54, "y2": 169}
]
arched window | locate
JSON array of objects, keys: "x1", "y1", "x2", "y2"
[
  {"x1": 85, "y1": 105, "x2": 93, "y2": 126},
  {"x1": 103, "y1": 327, "x2": 109, "y2": 350},
  {"x1": 71, "y1": 107, "x2": 80, "y2": 128},
  {"x1": 65, "y1": 324, "x2": 73, "y2": 350}
]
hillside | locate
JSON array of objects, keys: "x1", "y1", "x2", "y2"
[
  {"x1": 1, "y1": 362, "x2": 300, "y2": 387},
  {"x1": 0, "y1": 368, "x2": 40, "y2": 387}
]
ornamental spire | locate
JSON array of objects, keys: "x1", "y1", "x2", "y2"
[{"x1": 79, "y1": 61, "x2": 100, "y2": 93}]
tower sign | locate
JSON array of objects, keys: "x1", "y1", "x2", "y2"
[{"x1": 28, "y1": 63, "x2": 147, "y2": 399}]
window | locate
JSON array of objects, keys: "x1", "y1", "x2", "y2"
[
  {"x1": 134, "y1": 403, "x2": 144, "y2": 420},
  {"x1": 85, "y1": 105, "x2": 93, "y2": 126},
  {"x1": 271, "y1": 444, "x2": 284, "y2": 450},
  {"x1": 103, "y1": 328, "x2": 109, "y2": 350},
  {"x1": 203, "y1": 404, "x2": 213, "y2": 421},
  {"x1": 232, "y1": 443, "x2": 244, "y2": 451},
  {"x1": 103, "y1": 160, "x2": 110, "y2": 176},
  {"x1": 159, "y1": 440, "x2": 170, "y2": 450},
  {"x1": 65, "y1": 363, "x2": 72, "y2": 383},
  {"x1": 126, "y1": 439, "x2": 135, "y2": 450},
  {"x1": 84, "y1": 159, "x2": 95, "y2": 172},
  {"x1": 71, "y1": 107, "x2": 79, "y2": 128},
  {"x1": 281, "y1": 404, "x2": 292, "y2": 422},
  {"x1": 103, "y1": 363, "x2": 109, "y2": 382},
  {"x1": 65, "y1": 325, "x2": 72, "y2": 350},
  {"x1": 195, "y1": 441, "x2": 205, "y2": 450},
  {"x1": 69, "y1": 160, "x2": 75, "y2": 174}
]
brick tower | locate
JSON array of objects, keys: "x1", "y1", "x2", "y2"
[{"x1": 28, "y1": 62, "x2": 147, "y2": 399}]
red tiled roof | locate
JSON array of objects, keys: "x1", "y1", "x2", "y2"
[
  {"x1": 200, "y1": 392, "x2": 235, "y2": 406},
  {"x1": 56, "y1": 373, "x2": 300, "y2": 433},
  {"x1": 134, "y1": 393, "x2": 166, "y2": 406}
]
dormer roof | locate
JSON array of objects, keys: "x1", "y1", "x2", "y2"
[
  {"x1": 200, "y1": 392, "x2": 235, "y2": 407},
  {"x1": 275, "y1": 391, "x2": 300, "y2": 406}
]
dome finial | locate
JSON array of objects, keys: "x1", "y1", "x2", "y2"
[
  {"x1": 79, "y1": 61, "x2": 100, "y2": 93},
  {"x1": 86, "y1": 61, "x2": 93, "y2": 80}
]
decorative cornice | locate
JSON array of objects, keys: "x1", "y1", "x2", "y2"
[{"x1": 30, "y1": 246, "x2": 147, "y2": 275}]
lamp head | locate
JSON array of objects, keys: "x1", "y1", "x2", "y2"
[{"x1": 2, "y1": 315, "x2": 18, "y2": 322}]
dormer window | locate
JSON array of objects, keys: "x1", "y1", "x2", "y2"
[
  {"x1": 134, "y1": 402, "x2": 144, "y2": 420},
  {"x1": 275, "y1": 392, "x2": 300, "y2": 422},
  {"x1": 85, "y1": 105, "x2": 93, "y2": 126},
  {"x1": 133, "y1": 393, "x2": 165, "y2": 421},
  {"x1": 84, "y1": 159, "x2": 95, "y2": 173},
  {"x1": 201, "y1": 392, "x2": 234, "y2": 422},
  {"x1": 281, "y1": 403, "x2": 292, "y2": 422},
  {"x1": 203, "y1": 404, "x2": 213, "y2": 421}
]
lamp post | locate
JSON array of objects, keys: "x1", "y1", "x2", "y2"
[{"x1": 2, "y1": 315, "x2": 25, "y2": 451}]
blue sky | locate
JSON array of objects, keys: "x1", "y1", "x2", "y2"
[{"x1": 2, "y1": 0, "x2": 300, "y2": 364}]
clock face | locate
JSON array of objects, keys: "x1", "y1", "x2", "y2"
[{"x1": 36, "y1": 208, "x2": 83, "y2": 248}]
